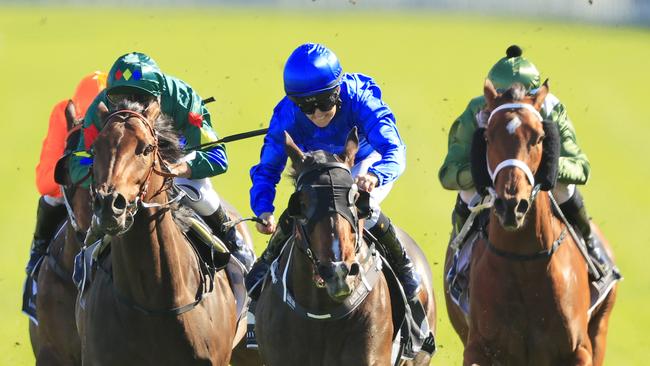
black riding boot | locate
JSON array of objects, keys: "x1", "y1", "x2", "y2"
[
  {"x1": 244, "y1": 210, "x2": 293, "y2": 295},
  {"x1": 559, "y1": 189, "x2": 613, "y2": 276},
  {"x1": 370, "y1": 213, "x2": 420, "y2": 300},
  {"x1": 202, "y1": 205, "x2": 255, "y2": 271},
  {"x1": 26, "y1": 197, "x2": 68, "y2": 275},
  {"x1": 452, "y1": 194, "x2": 472, "y2": 236}
]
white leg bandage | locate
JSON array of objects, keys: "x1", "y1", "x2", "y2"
[
  {"x1": 350, "y1": 151, "x2": 393, "y2": 229},
  {"x1": 43, "y1": 195, "x2": 65, "y2": 207},
  {"x1": 552, "y1": 183, "x2": 576, "y2": 205},
  {"x1": 174, "y1": 177, "x2": 221, "y2": 216}
]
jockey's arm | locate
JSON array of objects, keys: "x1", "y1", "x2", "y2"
[
  {"x1": 438, "y1": 96, "x2": 485, "y2": 191},
  {"x1": 67, "y1": 94, "x2": 105, "y2": 188},
  {"x1": 166, "y1": 77, "x2": 227, "y2": 180},
  {"x1": 546, "y1": 101, "x2": 591, "y2": 185}
]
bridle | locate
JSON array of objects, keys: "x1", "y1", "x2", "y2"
[
  {"x1": 91, "y1": 109, "x2": 183, "y2": 235},
  {"x1": 485, "y1": 103, "x2": 545, "y2": 203},
  {"x1": 289, "y1": 162, "x2": 369, "y2": 275}
]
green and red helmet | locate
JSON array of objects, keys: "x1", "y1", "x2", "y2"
[
  {"x1": 106, "y1": 52, "x2": 164, "y2": 97},
  {"x1": 487, "y1": 45, "x2": 541, "y2": 92}
]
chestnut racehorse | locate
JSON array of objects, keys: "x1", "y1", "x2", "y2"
[
  {"x1": 444, "y1": 80, "x2": 617, "y2": 365},
  {"x1": 29, "y1": 100, "x2": 91, "y2": 366},
  {"x1": 75, "y1": 100, "x2": 256, "y2": 365},
  {"x1": 255, "y1": 129, "x2": 436, "y2": 366}
]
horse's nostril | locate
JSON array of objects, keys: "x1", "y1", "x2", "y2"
[
  {"x1": 494, "y1": 198, "x2": 506, "y2": 213},
  {"x1": 113, "y1": 193, "x2": 127, "y2": 211},
  {"x1": 516, "y1": 199, "x2": 530, "y2": 215},
  {"x1": 349, "y1": 262, "x2": 360, "y2": 276}
]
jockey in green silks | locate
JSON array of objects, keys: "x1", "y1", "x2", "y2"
[
  {"x1": 439, "y1": 45, "x2": 612, "y2": 274},
  {"x1": 67, "y1": 52, "x2": 254, "y2": 269}
]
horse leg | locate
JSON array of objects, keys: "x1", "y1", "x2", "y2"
[
  {"x1": 571, "y1": 343, "x2": 593, "y2": 366},
  {"x1": 588, "y1": 286, "x2": 617, "y2": 366},
  {"x1": 462, "y1": 340, "x2": 491, "y2": 366}
]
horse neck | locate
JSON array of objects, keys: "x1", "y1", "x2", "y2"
[
  {"x1": 111, "y1": 173, "x2": 200, "y2": 309},
  {"x1": 488, "y1": 192, "x2": 562, "y2": 256}
]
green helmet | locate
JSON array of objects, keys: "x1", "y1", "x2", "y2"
[
  {"x1": 106, "y1": 52, "x2": 164, "y2": 97},
  {"x1": 487, "y1": 45, "x2": 541, "y2": 92}
]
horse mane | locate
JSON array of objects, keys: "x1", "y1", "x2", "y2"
[
  {"x1": 501, "y1": 82, "x2": 527, "y2": 102},
  {"x1": 287, "y1": 150, "x2": 340, "y2": 187},
  {"x1": 113, "y1": 100, "x2": 183, "y2": 164}
]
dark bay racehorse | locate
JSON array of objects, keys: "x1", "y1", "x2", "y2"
[
  {"x1": 255, "y1": 129, "x2": 436, "y2": 366},
  {"x1": 444, "y1": 80, "x2": 618, "y2": 365},
  {"x1": 30, "y1": 100, "x2": 91, "y2": 366},
  {"x1": 75, "y1": 101, "x2": 255, "y2": 365}
]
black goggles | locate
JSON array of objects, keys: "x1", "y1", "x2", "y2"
[{"x1": 288, "y1": 88, "x2": 340, "y2": 115}]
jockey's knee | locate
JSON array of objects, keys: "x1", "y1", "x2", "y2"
[
  {"x1": 43, "y1": 195, "x2": 65, "y2": 207},
  {"x1": 552, "y1": 183, "x2": 576, "y2": 205},
  {"x1": 363, "y1": 200, "x2": 382, "y2": 229},
  {"x1": 175, "y1": 177, "x2": 221, "y2": 216}
]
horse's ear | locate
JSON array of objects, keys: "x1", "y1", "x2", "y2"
[
  {"x1": 484, "y1": 79, "x2": 498, "y2": 110},
  {"x1": 339, "y1": 127, "x2": 359, "y2": 167},
  {"x1": 96, "y1": 102, "x2": 109, "y2": 122},
  {"x1": 285, "y1": 131, "x2": 305, "y2": 168},
  {"x1": 144, "y1": 99, "x2": 161, "y2": 122},
  {"x1": 533, "y1": 79, "x2": 549, "y2": 110},
  {"x1": 64, "y1": 100, "x2": 78, "y2": 130}
]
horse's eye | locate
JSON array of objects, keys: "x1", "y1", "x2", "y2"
[{"x1": 142, "y1": 144, "x2": 155, "y2": 156}]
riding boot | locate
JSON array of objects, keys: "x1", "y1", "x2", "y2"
[
  {"x1": 559, "y1": 190, "x2": 613, "y2": 277},
  {"x1": 26, "y1": 197, "x2": 68, "y2": 275},
  {"x1": 202, "y1": 205, "x2": 255, "y2": 271},
  {"x1": 244, "y1": 210, "x2": 293, "y2": 295},
  {"x1": 452, "y1": 194, "x2": 471, "y2": 236},
  {"x1": 369, "y1": 212, "x2": 421, "y2": 301}
]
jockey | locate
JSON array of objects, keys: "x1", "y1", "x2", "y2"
[
  {"x1": 67, "y1": 52, "x2": 254, "y2": 269},
  {"x1": 246, "y1": 43, "x2": 420, "y2": 301},
  {"x1": 27, "y1": 72, "x2": 107, "y2": 275},
  {"x1": 439, "y1": 45, "x2": 611, "y2": 273}
]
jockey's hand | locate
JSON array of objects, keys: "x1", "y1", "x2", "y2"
[
  {"x1": 355, "y1": 173, "x2": 378, "y2": 192},
  {"x1": 169, "y1": 162, "x2": 192, "y2": 178},
  {"x1": 256, "y1": 212, "x2": 276, "y2": 235}
]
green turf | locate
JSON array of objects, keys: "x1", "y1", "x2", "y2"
[{"x1": 0, "y1": 7, "x2": 648, "y2": 365}]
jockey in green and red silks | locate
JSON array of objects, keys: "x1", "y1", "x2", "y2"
[
  {"x1": 68, "y1": 52, "x2": 254, "y2": 269},
  {"x1": 439, "y1": 45, "x2": 613, "y2": 275}
]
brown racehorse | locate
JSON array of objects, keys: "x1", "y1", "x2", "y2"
[
  {"x1": 255, "y1": 129, "x2": 436, "y2": 366},
  {"x1": 444, "y1": 80, "x2": 618, "y2": 365},
  {"x1": 75, "y1": 100, "x2": 256, "y2": 365},
  {"x1": 29, "y1": 100, "x2": 91, "y2": 366}
]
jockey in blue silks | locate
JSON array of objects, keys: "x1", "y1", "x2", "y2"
[{"x1": 246, "y1": 43, "x2": 420, "y2": 301}]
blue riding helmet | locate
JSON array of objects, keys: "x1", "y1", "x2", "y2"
[{"x1": 283, "y1": 43, "x2": 343, "y2": 97}]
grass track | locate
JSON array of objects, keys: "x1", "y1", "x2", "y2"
[{"x1": 0, "y1": 7, "x2": 648, "y2": 365}]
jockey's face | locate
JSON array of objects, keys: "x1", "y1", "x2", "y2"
[{"x1": 306, "y1": 105, "x2": 337, "y2": 128}]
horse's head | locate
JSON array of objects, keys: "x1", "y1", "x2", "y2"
[
  {"x1": 91, "y1": 100, "x2": 181, "y2": 235},
  {"x1": 471, "y1": 79, "x2": 560, "y2": 230},
  {"x1": 284, "y1": 127, "x2": 371, "y2": 302}
]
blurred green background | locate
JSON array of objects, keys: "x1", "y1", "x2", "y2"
[{"x1": 1, "y1": 7, "x2": 648, "y2": 365}]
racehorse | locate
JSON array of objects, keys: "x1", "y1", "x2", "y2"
[
  {"x1": 75, "y1": 100, "x2": 255, "y2": 365},
  {"x1": 29, "y1": 100, "x2": 91, "y2": 366},
  {"x1": 255, "y1": 129, "x2": 436, "y2": 366},
  {"x1": 444, "y1": 80, "x2": 618, "y2": 365}
]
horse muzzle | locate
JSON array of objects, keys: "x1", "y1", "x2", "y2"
[
  {"x1": 494, "y1": 196, "x2": 530, "y2": 230},
  {"x1": 94, "y1": 191, "x2": 129, "y2": 235},
  {"x1": 318, "y1": 261, "x2": 357, "y2": 302}
]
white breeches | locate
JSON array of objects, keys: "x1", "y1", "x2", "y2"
[
  {"x1": 175, "y1": 177, "x2": 221, "y2": 216},
  {"x1": 350, "y1": 151, "x2": 393, "y2": 229},
  {"x1": 44, "y1": 195, "x2": 65, "y2": 207}
]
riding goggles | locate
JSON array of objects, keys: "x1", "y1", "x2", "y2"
[
  {"x1": 106, "y1": 92, "x2": 156, "y2": 106},
  {"x1": 288, "y1": 87, "x2": 340, "y2": 115}
]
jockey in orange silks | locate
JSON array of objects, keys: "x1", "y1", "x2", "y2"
[{"x1": 27, "y1": 72, "x2": 107, "y2": 274}]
